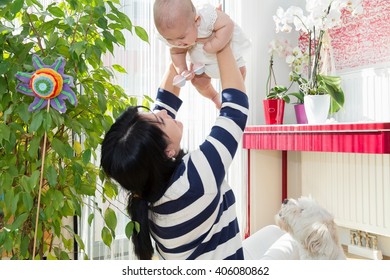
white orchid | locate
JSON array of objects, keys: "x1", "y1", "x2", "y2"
[
  {"x1": 286, "y1": 46, "x2": 307, "y2": 75},
  {"x1": 273, "y1": 0, "x2": 363, "y2": 86},
  {"x1": 275, "y1": 0, "x2": 363, "y2": 37},
  {"x1": 269, "y1": 38, "x2": 292, "y2": 58},
  {"x1": 270, "y1": 0, "x2": 364, "y2": 111}
]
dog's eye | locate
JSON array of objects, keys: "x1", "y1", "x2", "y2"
[{"x1": 300, "y1": 208, "x2": 304, "y2": 213}]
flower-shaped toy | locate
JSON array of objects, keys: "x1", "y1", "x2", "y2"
[{"x1": 15, "y1": 54, "x2": 77, "y2": 113}]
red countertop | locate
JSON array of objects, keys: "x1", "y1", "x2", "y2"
[{"x1": 243, "y1": 122, "x2": 390, "y2": 154}]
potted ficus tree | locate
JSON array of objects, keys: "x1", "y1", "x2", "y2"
[{"x1": 0, "y1": 0, "x2": 149, "y2": 259}]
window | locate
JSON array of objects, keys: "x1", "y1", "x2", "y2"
[{"x1": 79, "y1": 0, "x2": 246, "y2": 260}]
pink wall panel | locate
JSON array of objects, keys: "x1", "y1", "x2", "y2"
[{"x1": 330, "y1": 0, "x2": 390, "y2": 70}]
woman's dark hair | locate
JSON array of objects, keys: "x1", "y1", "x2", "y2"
[{"x1": 100, "y1": 106, "x2": 184, "y2": 259}]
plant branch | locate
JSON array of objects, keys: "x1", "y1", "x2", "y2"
[
  {"x1": 312, "y1": 29, "x2": 325, "y2": 89},
  {"x1": 26, "y1": 12, "x2": 45, "y2": 56}
]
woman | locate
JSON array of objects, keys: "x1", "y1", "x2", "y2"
[{"x1": 101, "y1": 44, "x2": 248, "y2": 259}]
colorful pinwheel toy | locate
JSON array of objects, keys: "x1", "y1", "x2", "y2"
[{"x1": 15, "y1": 54, "x2": 77, "y2": 113}]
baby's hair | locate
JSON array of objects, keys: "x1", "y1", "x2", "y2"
[{"x1": 153, "y1": 0, "x2": 196, "y2": 29}]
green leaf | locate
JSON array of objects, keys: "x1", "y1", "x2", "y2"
[
  {"x1": 47, "y1": 165, "x2": 58, "y2": 186},
  {"x1": 10, "y1": 0, "x2": 24, "y2": 15},
  {"x1": 102, "y1": 30, "x2": 117, "y2": 45},
  {"x1": 113, "y1": 30, "x2": 125, "y2": 46},
  {"x1": 317, "y1": 74, "x2": 345, "y2": 113},
  {"x1": 97, "y1": 17, "x2": 108, "y2": 29},
  {"x1": 43, "y1": 111, "x2": 52, "y2": 131},
  {"x1": 48, "y1": 6, "x2": 65, "y2": 17},
  {"x1": 111, "y1": 10, "x2": 132, "y2": 30},
  {"x1": 142, "y1": 98, "x2": 150, "y2": 109},
  {"x1": 0, "y1": 76, "x2": 7, "y2": 94},
  {"x1": 61, "y1": 200, "x2": 75, "y2": 216},
  {"x1": 0, "y1": 61, "x2": 10, "y2": 75},
  {"x1": 104, "y1": 207, "x2": 117, "y2": 233},
  {"x1": 93, "y1": 5, "x2": 106, "y2": 16},
  {"x1": 134, "y1": 26, "x2": 149, "y2": 43},
  {"x1": 29, "y1": 111, "x2": 44, "y2": 132},
  {"x1": 28, "y1": 136, "x2": 41, "y2": 158},
  {"x1": 125, "y1": 221, "x2": 135, "y2": 239},
  {"x1": 74, "y1": 234, "x2": 85, "y2": 250},
  {"x1": 97, "y1": 92, "x2": 107, "y2": 112},
  {"x1": 22, "y1": 192, "x2": 34, "y2": 212},
  {"x1": 20, "y1": 235, "x2": 30, "y2": 258},
  {"x1": 51, "y1": 138, "x2": 66, "y2": 157},
  {"x1": 15, "y1": 103, "x2": 31, "y2": 123},
  {"x1": 26, "y1": 0, "x2": 43, "y2": 8},
  {"x1": 82, "y1": 149, "x2": 91, "y2": 164},
  {"x1": 0, "y1": 172, "x2": 13, "y2": 192},
  {"x1": 93, "y1": 81, "x2": 105, "y2": 95},
  {"x1": 0, "y1": 123, "x2": 11, "y2": 142},
  {"x1": 288, "y1": 92, "x2": 305, "y2": 103},
  {"x1": 10, "y1": 212, "x2": 28, "y2": 230},
  {"x1": 88, "y1": 213, "x2": 94, "y2": 226},
  {"x1": 134, "y1": 221, "x2": 140, "y2": 233},
  {"x1": 94, "y1": 39, "x2": 106, "y2": 53},
  {"x1": 60, "y1": 251, "x2": 70, "y2": 260},
  {"x1": 103, "y1": 180, "x2": 118, "y2": 199},
  {"x1": 0, "y1": 0, "x2": 13, "y2": 7},
  {"x1": 112, "y1": 64, "x2": 127, "y2": 74},
  {"x1": 101, "y1": 226, "x2": 112, "y2": 247},
  {"x1": 70, "y1": 41, "x2": 86, "y2": 57}
]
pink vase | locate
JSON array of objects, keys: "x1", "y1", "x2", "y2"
[
  {"x1": 294, "y1": 103, "x2": 308, "y2": 124},
  {"x1": 263, "y1": 99, "x2": 285, "y2": 125}
]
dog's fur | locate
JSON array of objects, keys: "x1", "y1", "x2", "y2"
[{"x1": 275, "y1": 196, "x2": 346, "y2": 260}]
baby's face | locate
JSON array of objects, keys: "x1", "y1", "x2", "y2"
[{"x1": 160, "y1": 16, "x2": 199, "y2": 48}]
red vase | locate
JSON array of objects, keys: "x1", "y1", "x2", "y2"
[{"x1": 263, "y1": 99, "x2": 285, "y2": 125}]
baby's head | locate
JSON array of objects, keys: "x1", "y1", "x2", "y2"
[{"x1": 153, "y1": 0, "x2": 199, "y2": 48}]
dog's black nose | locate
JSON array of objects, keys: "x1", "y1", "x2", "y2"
[{"x1": 283, "y1": 199, "x2": 289, "y2": 205}]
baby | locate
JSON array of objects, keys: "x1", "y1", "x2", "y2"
[{"x1": 153, "y1": 0, "x2": 251, "y2": 108}]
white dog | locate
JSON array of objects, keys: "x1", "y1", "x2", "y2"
[{"x1": 275, "y1": 196, "x2": 346, "y2": 260}]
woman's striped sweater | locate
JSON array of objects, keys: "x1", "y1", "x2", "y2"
[{"x1": 150, "y1": 87, "x2": 249, "y2": 259}]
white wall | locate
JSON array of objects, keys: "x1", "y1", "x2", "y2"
[
  {"x1": 238, "y1": 0, "x2": 304, "y2": 234},
  {"x1": 240, "y1": 0, "x2": 302, "y2": 125},
  {"x1": 238, "y1": 1, "x2": 390, "y2": 258}
]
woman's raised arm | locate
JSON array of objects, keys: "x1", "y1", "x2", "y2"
[
  {"x1": 216, "y1": 44, "x2": 246, "y2": 94},
  {"x1": 159, "y1": 63, "x2": 181, "y2": 97}
]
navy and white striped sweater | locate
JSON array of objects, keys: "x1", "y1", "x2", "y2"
[{"x1": 150, "y1": 87, "x2": 249, "y2": 259}]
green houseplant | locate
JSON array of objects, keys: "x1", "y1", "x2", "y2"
[
  {"x1": 265, "y1": 55, "x2": 291, "y2": 103},
  {"x1": 0, "y1": 0, "x2": 149, "y2": 259},
  {"x1": 263, "y1": 54, "x2": 291, "y2": 125}
]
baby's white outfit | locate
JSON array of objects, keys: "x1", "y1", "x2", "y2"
[
  {"x1": 190, "y1": 3, "x2": 251, "y2": 78},
  {"x1": 157, "y1": 3, "x2": 251, "y2": 79}
]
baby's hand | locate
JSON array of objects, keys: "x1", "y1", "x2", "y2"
[
  {"x1": 203, "y1": 7, "x2": 234, "y2": 54},
  {"x1": 203, "y1": 37, "x2": 226, "y2": 53},
  {"x1": 172, "y1": 64, "x2": 205, "y2": 88},
  {"x1": 181, "y1": 70, "x2": 194, "y2": 81}
]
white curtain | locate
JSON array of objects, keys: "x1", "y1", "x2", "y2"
[{"x1": 79, "y1": 0, "x2": 247, "y2": 260}]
